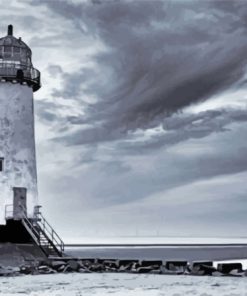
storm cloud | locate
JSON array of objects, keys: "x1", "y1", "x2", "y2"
[{"x1": 32, "y1": 0, "x2": 247, "y2": 146}]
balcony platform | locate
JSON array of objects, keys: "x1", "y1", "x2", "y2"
[{"x1": 0, "y1": 62, "x2": 41, "y2": 91}]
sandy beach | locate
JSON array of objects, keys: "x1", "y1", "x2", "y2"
[{"x1": 1, "y1": 272, "x2": 247, "y2": 296}]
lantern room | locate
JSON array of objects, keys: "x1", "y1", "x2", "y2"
[{"x1": 0, "y1": 25, "x2": 40, "y2": 92}]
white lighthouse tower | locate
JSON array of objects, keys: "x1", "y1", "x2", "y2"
[{"x1": 0, "y1": 25, "x2": 40, "y2": 223}]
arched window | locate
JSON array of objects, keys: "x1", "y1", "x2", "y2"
[{"x1": 3, "y1": 46, "x2": 12, "y2": 59}]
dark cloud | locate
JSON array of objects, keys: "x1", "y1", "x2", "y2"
[
  {"x1": 117, "y1": 108, "x2": 247, "y2": 153},
  {"x1": 32, "y1": 0, "x2": 247, "y2": 147},
  {"x1": 54, "y1": 108, "x2": 247, "y2": 154}
]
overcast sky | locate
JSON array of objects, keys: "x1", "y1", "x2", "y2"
[{"x1": 2, "y1": 0, "x2": 247, "y2": 242}]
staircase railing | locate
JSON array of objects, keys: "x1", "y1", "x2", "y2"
[
  {"x1": 19, "y1": 204, "x2": 64, "y2": 256},
  {"x1": 36, "y1": 211, "x2": 65, "y2": 253},
  {"x1": 21, "y1": 214, "x2": 41, "y2": 245}
]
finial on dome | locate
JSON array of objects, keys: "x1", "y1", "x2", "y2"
[{"x1": 7, "y1": 25, "x2": 13, "y2": 36}]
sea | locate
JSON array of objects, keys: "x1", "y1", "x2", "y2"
[{"x1": 64, "y1": 236, "x2": 247, "y2": 268}]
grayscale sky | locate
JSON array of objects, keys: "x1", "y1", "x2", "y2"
[{"x1": 2, "y1": 0, "x2": 247, "y2": 242}]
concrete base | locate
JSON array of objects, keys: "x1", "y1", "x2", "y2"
[{"x1": 0, "y1": 243, "x2": 46, "y2": 267}]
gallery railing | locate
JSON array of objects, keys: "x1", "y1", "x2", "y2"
[{"x1": 0, "y1": 62, "x2": 41, "y2": 91}]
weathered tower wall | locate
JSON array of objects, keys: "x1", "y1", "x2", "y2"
[{"x1": 0, "y1": 83, "x2": 37, "y2": 223}]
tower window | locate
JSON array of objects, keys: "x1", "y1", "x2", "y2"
[
  {"x1": 0, "y1": 158, "x2": 4, "y2": 172},
  {"x1": 13, "y1": 47, "x2": 21, "y2": 53}
]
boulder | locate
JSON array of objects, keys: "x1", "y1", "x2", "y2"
[
  {"x1": 118, "y1": 260, "x2": 139, "y2": 266},
  {"x1": 130, "y1": 262, "x2": 141, "y2": 272},
  {"x1": 78, "y1": 267, "x2": 91, "y2": 273},
  {"x1": 141, "y1": 261, "x2": 162, "y2": 268},
  {"x1": 217, "y1": 263, "x2": 243, "y2": 274},
  {"x1": 67, "y1": 260, "x2": 79, "y2": 271},
  {"x1": 229, "y1": 269, "x2": 245, "y2": 277},
  {"x1": 198, "y1": 264, "x2": 216, "y2": 275},
  {"x1": 192, "y1": 261, "x2": 213, "y2": 267},
  {"x1": 20, "y1": 265, "x2": 35, "y2": 275},
  {"x1": 166, "y1": 261, "x2": 187, "y2": 271},
  {"x1": 136, "y1": 266, "x2": 154, "y2": 273},
  {"x1": 160, "y1": 265, "x2": 185, "y2": 275},
  {"x1": 50, "y1": 260, "x2": 67, "y2": 269},
  {"x1": 89, "y1": 263, "x2": 104, "y2": 272},
  {"x1": 103, "y1": 260, "x2": 119, "y2": 270},
  {"x1": 165, "y1": 261, "x2": 187, "y2": 274},
  {"x1": 38, "y1": 265, "x2": 56, "y2": 274},
  {"x1": 189, "y1": 264, "x2": 216, "y2": 276},
  {"x1": 118, "y1": 260, "x2": 138, "y2": 272},
  {"x1": 118, "y1": 264, "x2": 132, "y2": 272},
  {"x1": 190, "y1": 265, "x2": 205, "y2": 276},
  {"x1": 57, "y1": 265, "x2": 66, "y2": 272}
]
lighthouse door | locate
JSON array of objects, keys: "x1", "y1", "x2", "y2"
[{"x1": 13, "y1": 187, "x2": 27, "y2": 220}]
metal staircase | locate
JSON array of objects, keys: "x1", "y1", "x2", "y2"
[{"x1": 5, "y1": 204, "x2": 65, "y2": 257}]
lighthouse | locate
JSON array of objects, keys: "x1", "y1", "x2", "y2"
[
  {"x1": 0, "y1": 25, "x2": 40, "y2": 223},
  {"x1": 0, "y1": 25, "x2": 64, "y2": 257}
]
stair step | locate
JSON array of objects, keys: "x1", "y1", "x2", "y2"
[{"x1": 21, "y1": 216, "x2": 64, "y2": 258}]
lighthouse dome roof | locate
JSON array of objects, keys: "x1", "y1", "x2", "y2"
[
  {"x1": 0, "y1": 35, "x2": 31, "y2": 51},
  {"x1": 0, "y1": 25, "x2": 41, "y2": 92}
]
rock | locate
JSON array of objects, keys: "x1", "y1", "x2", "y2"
[
  {"x1": 165, "y1": 261, "x2": 187, "y2": 274},
  {"x1": 67, "y1": 260, "x2": 79, "y2": 271},
  {"x1": 57, "y1": 265, "x2": 66, "y2": 272},
  {"x1": 131, "y1": 262, "x2": 140, "y2": 272},
  {"x1": 166, "y1": 261, "x2": 187, "y2": 273},
  {"x1": 217, "y1": 263, "x2": 243, "y2": 274},
  {"x1": 62, "y1": 265, "x2": 70, "y2": 273},
  {"x1": 190, "y1": 265, "x2": 205, "y2": 276},
  {"x1": 78, "y1": 267, "x2": 91, "y2": 273},
  {"x1": 200, "y1": 264, "x2": 216, "y2": 275},
  {"x1": 141, "y1": 261, "x2": 162, "y2": 268},
  {"x1": 78, "y1": 260, "x2": 89, "y2": 269},
  {"x1": 78, "y1": 260, "x2": 93, "y2": 270},
  {"x1": 229, "y1": 269, "x2": 245, "y2": 277},
  {"x1": 103, "y1": 260, "x2": 119, "y2": 269},
  {"x1": 160, "y1": 265, "x2": 169, "y2": 274},
  {"x1": 192, "y1": 261, "x2": 213, "y2": 268},
  {"x1": 89, "y1": 263, "x2": 104, "y2": 272},
  {"x1": 136, "y1": 266, "x2": 153, "y2": 273},
  {"x1": 160, "y1": 265, "x2": 185, "y2": 275},
  {"x1": 38, "y1": 265, "x2": 49, "y2": 270},
  {"x1": 190, "y1": 263, "x2": 216, "y2": 276},
  {"x1": 119, "y1": 264, "x2": 132, "y2": 272},
  {"x1": 51, "y1": 260, "x2": 66, "y2": 269},
  {"x1": 20, "y1": 265, "x2": 35, "y2": 275},
  {"x1": 38, "y1": 265, "x2": 56, "y2": 274},
  {"x1": 118, "y1": 260, "x2": 139, "y2": 266},
  {"x1": 118, "y1": 260, "x2": 138, "y2": 272}
]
